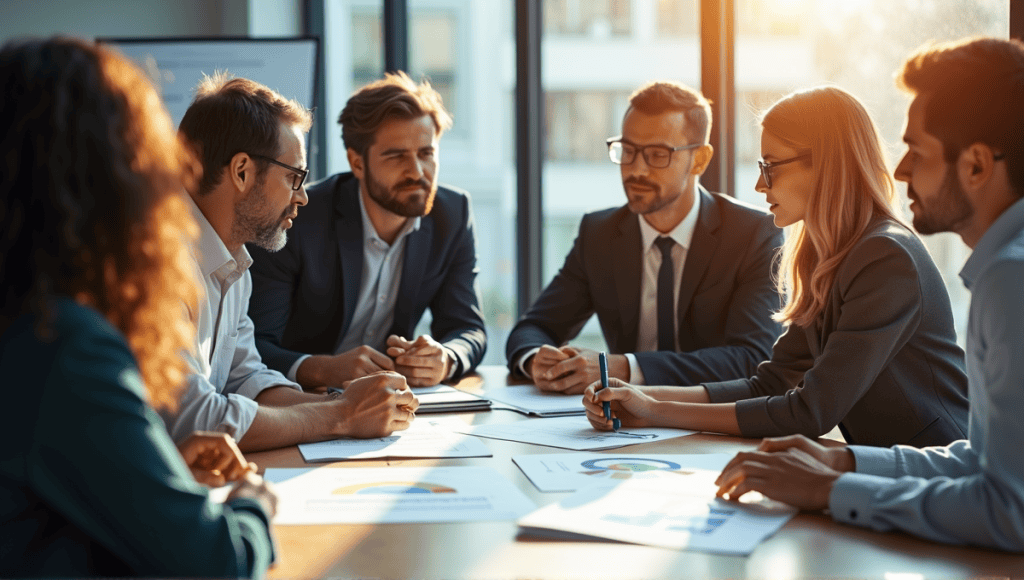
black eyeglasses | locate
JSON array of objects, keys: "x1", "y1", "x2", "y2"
[
  {"x1": 249, "y1": 153, "x2": 308, "y2": 191},
  {"x1": 757, "y1": 154, "x2": 810, "y2": 189},
  {"x1": 606, "y1": 137, "x2": 703, "y2": 169}
]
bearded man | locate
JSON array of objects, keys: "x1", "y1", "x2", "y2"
[{"x1": 248, "y1": 72, "x2": 486, "y2": 392}]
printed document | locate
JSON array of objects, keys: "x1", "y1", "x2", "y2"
[
  {"x1": 297, "y1": 419, "x2": 491, "y2": 462},
  {"x1": 266, "y1": 466, "x2": 536, "y2": 524},
  {"x1": 512, "y1": 452, "x2": 733, "y2": 492},
  {"x1": 482, "y1": 385, "x2": 585, "y2": 416},
  {"x1": 517, "y1": 469, "x2": 796, "y2": 555},
  {"x1": 455, "y1": 415, "x2": 696, "y2": 450}
]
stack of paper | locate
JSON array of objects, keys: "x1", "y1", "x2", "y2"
[
  {"x1": 517, "y1": 469, "x2": 797, "y2": 555},
  {"x1": 414, "y1": 385, "x2": 492, "y2": 414}
]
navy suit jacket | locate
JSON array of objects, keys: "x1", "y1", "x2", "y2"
[
  {"x1": 506, "y1": 187, "x2": 784, "y2": 385},
  {"x1": 248, "y1": 172, "x2": 486, "y2": 379}
]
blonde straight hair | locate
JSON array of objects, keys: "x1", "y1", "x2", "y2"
[{"x1": 762, "y1": 86, "x2": 903, "y2": 327}]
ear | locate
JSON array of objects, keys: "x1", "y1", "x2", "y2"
[
  {"x1": 690, "y1": 144, "x2": 715, "y2": 176},
  {"x1": 347, "y1": 148, "x2": 366, "y2": 181},
  {"x1": 228, "y1": 152, "x2": 257, "y2": 195},
  {"x1": 957, "y1": 143, "x2": 996, "y2": 192}
]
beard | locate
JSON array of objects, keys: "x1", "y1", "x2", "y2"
[
  {"x1": 233, "y1": 178, "x2": 295, "y2": 252},
  {"x1": 909, "y1": 165, "x2": 974, "y2": 235},
  {"x1": 364, "y1": 160, "x2": 436, "y2": 217},
  {"x1": 623, "y1": 175, "x2": 679, "y2": 215}
]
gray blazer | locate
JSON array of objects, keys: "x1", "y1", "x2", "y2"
[
  {"x1": 506, "y1": 186, "x2": 784, "y2": 385},
  {"x1": 704, "y1": 219, "x2": 969, "y2": 447}
]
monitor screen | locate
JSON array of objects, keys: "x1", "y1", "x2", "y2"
[{"x1": 101, "y1": 37, "x2": 319, "y2": 131}]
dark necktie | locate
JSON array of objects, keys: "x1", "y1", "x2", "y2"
[{"x1": 655, "y1": 236, "x2": 676, "y2": 351}]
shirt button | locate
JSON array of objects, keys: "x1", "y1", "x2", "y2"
[
  {"x1": 849, "y1": 510, "x2": 858, "y2": 519},
  {"x1": 378, "y1": 295, "x2": 385, "y2": 302}
]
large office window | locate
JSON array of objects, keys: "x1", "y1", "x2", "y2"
[
  {"x1": 732, "y1": 0, "x2": 1009, "y2": 343},
  {"x1": 325, "y1": 0, "x2": 516, "y2": 364},
  {"x1": 322, "y1": 0, "x2": 1012, "y2": 361},
  {"x1": 542, "y1": 0, "x2": 701, "y2": 350}
]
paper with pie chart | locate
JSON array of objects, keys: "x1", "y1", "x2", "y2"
[
  {"x1": 512, "y1": 453, "x2": 733, "y2": 492},
  {"x1": 517, "y1": 469, "x2": 797, "y2": 555},
  {"x1": 266, "y1": 466, "x2": 536, "y2": 524}
]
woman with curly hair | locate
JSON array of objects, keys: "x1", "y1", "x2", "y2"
[
  {"x1": 585, "y1": 86, "x2": 969, "y2": 448},
  {"x1": 0, "y1": 37, "x2": 275, "y2": 577}
]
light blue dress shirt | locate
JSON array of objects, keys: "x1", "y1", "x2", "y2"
[
  {"x1": 162, "y1": 197, "x2": 302, "y2": 442},
  {"x1": 829, "y1": 197, "x2": 1024, "y2": 551}
]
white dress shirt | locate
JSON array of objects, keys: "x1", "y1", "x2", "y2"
[{"x1": 162, "y1": 196, "x2": 302, "y2": 443}]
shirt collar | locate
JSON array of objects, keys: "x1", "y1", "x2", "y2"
[
  {"x1": 960, "y1": 196, "x2": 1024, "y2": 290},
  {"x1": 187, "y1": 194, "x2": 253, "y2": 283},
  {"x1": 357, "y1": 184, "x2": 422, "y2": 247},
  {"x1": 638, "y1": 188, "x2": 701, "y2": 252}
]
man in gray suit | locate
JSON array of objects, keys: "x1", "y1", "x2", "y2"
[{"x1": 506, "y1": 81, "x2": 783, "y2": 394}]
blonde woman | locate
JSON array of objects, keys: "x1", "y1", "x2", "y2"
[{"x1": 585, "y1": 86, "x2": 969, "y2": 447}]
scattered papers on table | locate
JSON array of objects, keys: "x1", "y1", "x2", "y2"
[
  {"x1": 482, "y1": 385, "x2": 586, "y2": 416},
  {"x1": 517, "y1": 469, "x2": 797, "y2": 555},
  {"x1": 414, "y1": 385, "x2": 492, "y2": 414},
  {"x1": 267, "y1": 466, "x2": 536, "y2": 524},
  {"x1": 455, "y1": 415, "x2": 696, "y2": 450},
  {"x1": 512, "y1": 452, "x2": 733, "y2": 492},
  {"x1": 297, "y1": 418, "x2": 492, "y2": 462}
]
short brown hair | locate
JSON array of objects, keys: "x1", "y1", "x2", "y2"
[
  {"x1": 627, "y1": 81, "x2": 712, "y2": 144},
  {"x1": 898, "y1": 36, "x2": 1024, "y2": 198},
  {"x1": 179, "y1": 73, "x2": 312, "y2": 196},
  {"x1": 0, "y1": 37, "x2": 200, "y2": 410},
  {"x1": 339, "y1": 71, "x2": 452, "y2": 158}
]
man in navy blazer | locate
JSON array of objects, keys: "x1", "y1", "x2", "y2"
[
  {"x1": 506, "y1": 80, "x2": 783, "y2": 393},
  {"x1": 249, "y1": 72, "x2": 486, "y2": 391}
]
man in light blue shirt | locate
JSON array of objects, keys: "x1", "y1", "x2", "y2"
[
  {"x1": 715, "y1": 37, "x2": 1024, "y2": 551},
  {"x1": 166, "y1": 74, "x2": 418, "y2": 451}
]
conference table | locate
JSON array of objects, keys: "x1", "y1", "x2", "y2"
[{"x1": 247, "y1": 366, "x2": 1024, "y2": 579}]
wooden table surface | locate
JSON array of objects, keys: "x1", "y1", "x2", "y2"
[{"x1": 247, "y1": 366, "x2": 1024, "y2": 579}]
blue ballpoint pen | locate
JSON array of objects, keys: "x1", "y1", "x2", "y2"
[{"x1": 597, "y1": 352, "x2": 621, "y2": 431}]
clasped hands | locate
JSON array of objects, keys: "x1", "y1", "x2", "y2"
[
  {"x1": 528, "y1": 344, "x2": 627, "y2": 394},
  {"x1": 308, "y1": 334, "x2": 452, "y2": 393}
]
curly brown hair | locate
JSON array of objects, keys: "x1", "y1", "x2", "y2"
[{"x1": 0, "y1": 37, "x2": 200, "y2": 410}]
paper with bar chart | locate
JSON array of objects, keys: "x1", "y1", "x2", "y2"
[{"x1": 267, "y1": 466, "x2": 535, "y2": 524}]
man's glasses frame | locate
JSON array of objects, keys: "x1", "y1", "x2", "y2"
[
  {"x1": 249, "y1": 153, "x2": 308, "y2": 191},
  {"x1": 757, "y1": 154, "x2": 810, "y2": 189},
  {"x1": 606, "y1": 137, "x2": 703, "y2": 169}
]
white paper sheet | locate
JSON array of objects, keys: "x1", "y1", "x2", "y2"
[
  {"x1": 266, "y1": 466, "x2": 536, "y2": 524},
  {"x1": 297, "y1": 419, "x2": 492, "y2": 462},
  {"x1": 481, "y1": 385, "x2": 586, "y2": 416},
  {"x1": 456, "y1": 415, "x2": 696, "y2": 450},
  {"x1": 512, "y1": 452, "x2": 733, "y2": 492},
  {"x1": 517, "y1": 470, "x2": 797, "y2": 555}
]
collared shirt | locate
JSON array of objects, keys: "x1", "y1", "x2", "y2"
[
  {"x1": 336, "y1": 188, "x2": 421, "y2": 354},
  {"x1": 162, "y1": 196, "x2": 301, "y2": 443},
  {"x1": 516, "y1": 190, "x2": 700, "y2": 382},
  {"x1": 828, "y1": 197, "x2": 1024, "y2": 551},
  {"x1": 626, "y1": 191, "x2": 701, "y2": 382},
  {"x1": 286, "y1": 189, "x2": 422, "y2": 382}
]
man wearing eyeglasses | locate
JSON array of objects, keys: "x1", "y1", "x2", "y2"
[
  {"x1": 165, "y1": 74, "x2": 418, "y2": 451},
  {"x1": 247, "y1": 72, "x2": 486, "y2": 393},
  {"x1": 506, "y1": 80, "x2": 784, "y2": 393}
]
